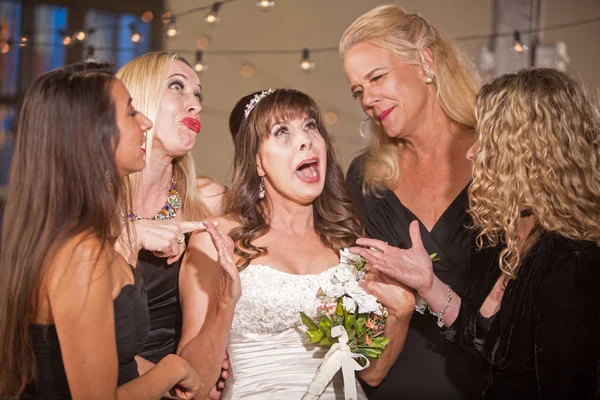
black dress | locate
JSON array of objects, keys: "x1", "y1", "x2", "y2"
[
  {"x1": 137, "y1": 241, "x2": 186, "y2": 363},
  {"x1": 347, "y1": 155, "x2": 485, "y2": 399},
  {"x1": 22, "y1": 265, "x2": 149, "y2": 399},
  {"x1": 443, "y1": 233, "x2": 600, "y2": 399}
]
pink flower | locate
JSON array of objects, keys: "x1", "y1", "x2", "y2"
[
  {"x1": 365, "y1": 318, "x2": 378, "y2": 330},
  {"x1": 365, "y1": 335, "x2": 372, "y2": 346}
]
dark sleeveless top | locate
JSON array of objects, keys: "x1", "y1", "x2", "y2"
[
  {"x1": 137, "y1": 242, "x2": 186, "y2": 363},
  {"x1": 22, "y1": 265, "x2": 149, "y2": 399},
  {"x1": 346, "y1": 154, "x2": 486, "y2": 399}
]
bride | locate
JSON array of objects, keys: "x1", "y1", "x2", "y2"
[{"x1": 179, "y1": 89, "x2": 415, "y2": 399}]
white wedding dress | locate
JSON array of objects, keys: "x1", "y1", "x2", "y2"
[{"x1": 222, "y1": 264, "x2": 368, "y2": 400}]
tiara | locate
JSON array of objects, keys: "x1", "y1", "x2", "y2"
[{"x1": 244, "y1": 88, "x2": 275, "y2": 119}]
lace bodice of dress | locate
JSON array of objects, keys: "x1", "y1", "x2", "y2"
[{"x1": 231, "y1": 265, "x2": 331, "y2": 335}]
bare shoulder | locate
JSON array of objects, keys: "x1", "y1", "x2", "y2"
[
  {"x1": 196, "y1": 175, "x2": 228, "y2": 197},
  {"x1": 45, "y1": 232, "x2": 114, "y2": 298},
  {"x1": 196, "y1": 176, "x2": 228, "y2": 216}
]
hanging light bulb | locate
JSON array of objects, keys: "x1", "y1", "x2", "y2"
[
  {"x1": 325, "y1": 111, "x2": 338, "y2": 125},
  {"x1": 60, "y1": 30, "x2": 72, "y2": 46},
  {"x1": 240, "y1": 64, "x2": 254, "y2": 78},
  {"x1": 512, "y1": 30, "x2": 528, "y2": 53},
  {"x1": 141, "y1": 11, "x2": 154, "y2": 23},
  {"x1": 1, "y1": 40, "x2": 11, "y2": 54},
  {"x1": 161, "y1": 11, "x2": 172, "y2": 24},
  {"x1": 300, "y1": 48, "x2": 315, "y2": 71},
  {"x1": 166, "y1": 17, "x2": 178, "y2": 37},
  {"x1": 74, "y1": 30, "x2": 86, "y2": 41},
  {"x1": 206, "y1": 2, "x2": 222, "y2": 24},
  {"x1": 129, "y1": 23, "x2": 142, "y2": 43},
  {"x1": 19, "y1": 34, "x2": 29, "y2": 47},
  {"x1": 196, "y1": 35, "x2": 210, "y2": 50},
  {"x1": 194, "y1": 51, "x2": 207, "y2": 72},
  {"x1": 256, "y1": 0, "x2": 274, "y2": 10}
]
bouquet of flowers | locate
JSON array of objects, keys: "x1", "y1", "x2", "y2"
[{"x1": 300, "y1": 249, "x2": 388, "y2": 400}]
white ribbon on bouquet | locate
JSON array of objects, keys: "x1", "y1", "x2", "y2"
[{"x1": 302, "y1": 325, "x2": 370, "y2": 400}]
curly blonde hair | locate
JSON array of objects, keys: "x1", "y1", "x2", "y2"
[
  {"x1": 339, "y1": 4, "x2": 480, "y2": 193},
  {"x1": 468, "y1": 68, "x2": 600, "y2": 278}
]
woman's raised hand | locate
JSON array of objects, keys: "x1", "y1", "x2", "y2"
[
  {"x1": 350, "y1": 220, "x2": 434, "y2": 296},
  {"x1": 204, "y1": 221, "x2": 242, "y2": 306}
]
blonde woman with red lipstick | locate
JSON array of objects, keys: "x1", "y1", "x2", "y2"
[
  {"x1": 180, "y1": 89, "x2": 415, "y2": 399},
  {"x1": 340, "y1": 5, "x2": 485, "y2": 400},
  {"x1": 115, "y1": 51, "x2": 234, "y2": 400}
]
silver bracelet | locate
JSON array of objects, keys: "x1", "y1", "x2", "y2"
[{"x1": 427, "y1": 284, "x2": 453, "y2": 328}]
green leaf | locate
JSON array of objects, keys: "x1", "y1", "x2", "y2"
[
  {"x1": 319, "y1": 316, "x2": 332, "y2": 339},
  {"x1": 355, "y1": 347, "x2": 383, "y2": 359},
  {"x1": 306, "y1": 328, "x2": 324, "y2": 343},
  {"x1": 356, "y1": 316, "x2": 367, "y2": 336},
  {"x1": 370, "y1": 337, "x2": 391, "y2": 349},
  {"x1": 429, "y1": 253, "x2": 441, "y2": 262},
  {"x1": 336, "y1": 301, "x2": 344, "y2": 316},
  {"x1": 319, "y1": 336, "x2": 335, "y2": 346},
  {"x1": 299, "y1": 312, "x2": 319, "y2": 331},
  {"x1": 344, "y1": 311, "x2": 356, "y2": 333}
]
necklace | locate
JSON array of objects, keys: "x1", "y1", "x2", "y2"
[{"x1": 128, "y1": 177, "x2": 182, "y2": 221}]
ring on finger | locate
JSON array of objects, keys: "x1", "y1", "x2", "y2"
[{"x1": 176, "y1": 236, "x2": 185, "y2": 244}]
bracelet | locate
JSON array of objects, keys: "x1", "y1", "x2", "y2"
[{"x1": 427, "y1": 284, "x2": 452, "y2": 328}]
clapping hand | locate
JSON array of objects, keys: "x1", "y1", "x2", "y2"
[{"x1": 350, "y1": 220, "x2": 434, "y2": 296}]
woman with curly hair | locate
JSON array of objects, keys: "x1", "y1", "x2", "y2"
[
  {"x1": 351, "y1": 68, "x2": 600, "y2": 398},
  {"x1": 180, "y1": 88, "x2": 416, "y2": 399}
]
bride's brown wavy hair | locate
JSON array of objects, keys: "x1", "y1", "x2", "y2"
[
  {"x1": 468, "y1": 68, "x2": 600, "y2": 278},
  {"x1": 226, "y1": 89, "x2": 362, "y2": 269}
]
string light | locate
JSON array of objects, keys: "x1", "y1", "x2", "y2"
[
  {"x1": 19, "y1": 34, "x2": 29, "y2": 47},
  {"x1": 141, "y1": 11, "x2": 154, "y2": 23},
  {"x1": 325, "y1": 111, "x2": 338, "y2": 125},
  {"x1": 59, "y1": 30, "x2": 72, "y2": 46},
  {"x1": 196, "y1": 36, "x2": 210, "y2": 50},
  {"x1": 194, "y1": 50, "x2": 207, "y2": 72},
  {"x1": 256, "y1": 0, "x2": 274, "y2": 10},
  {"x1": 161, "y1": 11, "x2": 172, "y2": 24},
  {"x1": 512, "y1": 30, "x2": 528, "y2": 53},
  {"x1": 129, "y1": 24, "x2": 141, "y2": 43},
  {"x1": 74, "y1": 30, "x2": 87, "y2": 41},
  {"x1": 166, "y1": 17, "x2": 178, "y2": 38},
  {"x1": 240, "y1": 63, "x2": 254, "y2": 78},
  {"x1": 1, "y1": 40, "x2": 11, "y2": 54},
  {"x1": 206, "y1": 2, "x2": 222, "y2": 24},
  {"x1": 300, "y1": 48, "x2": 315, "y2": 71}
]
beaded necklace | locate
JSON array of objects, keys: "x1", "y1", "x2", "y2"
[{"x1": 128, "y1": 177, "x2": 182, "y2": 221}]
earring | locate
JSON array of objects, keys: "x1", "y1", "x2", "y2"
[
  {"x1": 425, "y1": 75, "x2": 434, "y2": 84},
  {"x1": 259, "y1": 176, "x2": 265, "y2": 199}
]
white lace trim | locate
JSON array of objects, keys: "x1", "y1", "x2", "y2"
[{"x1": 231, "y1": 264, "x2": 334, "y2": 335}]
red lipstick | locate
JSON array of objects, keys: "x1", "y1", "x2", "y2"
[
  {"x1": 181, "y1": 117, "x2": 201, "y2": 133},
  {"x1": 378, "y1": 107, "x2": 394, "y2": 121}
]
